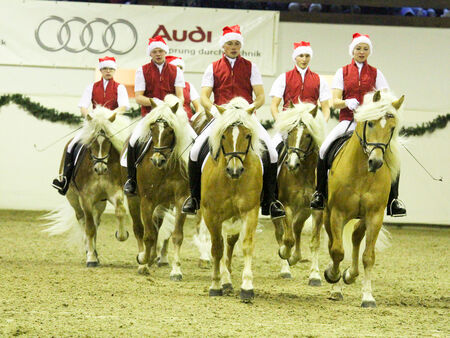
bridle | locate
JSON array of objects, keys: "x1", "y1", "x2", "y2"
[
  {"x1": 355, "y1": 119, "x2": 395, "y2": 157},
  {"x1": 151, "y1": 118, "x2": 175, "y2": 159},
  {"x1": 285, "y1": 123, "x2": 314, "y2": 161},
  {"x1": 89, "y1": 130, "x2": 111, "y2": 166},
  {"x1": 218, "y1": 122, "x2": 252, "y2": 165}
]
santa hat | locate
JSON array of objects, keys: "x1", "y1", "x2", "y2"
[
  {"x1": 349, "y1": 33, "x2": 373, "y2": 57},
  {"x1": 292, "y1": 41, "x2": 313, "y2": 62},
  {"x1": 147, "y1": 35, "x2": 169, "y2": 56},
  {"x1": 166, "y1": 55, "x2": 185, "y2": 71},
  {"x1": 219, "y1": 25, "x2": 244, "y2": 48},
  {"x1": 98, "y1": 56, "x2": 116, "y2": 69}
]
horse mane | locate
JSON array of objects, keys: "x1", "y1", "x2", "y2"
[
  {"x1": 274, "y1": 103, "x2": 327, "y2": 146},
  {"x1": 209, "y1": 97, "x2": 263, "y2": 158},
  {"x1": 137, "y1": 94, "x2": 192, "y2": 168},
  {"x1": 79, "y1": 106, "x2": 131, "y2": 152},
  {"x1": 355, "y1": 90, "x2": 404, "y2": 180}
]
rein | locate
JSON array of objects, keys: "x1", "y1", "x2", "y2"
[
  {"x1": 355, "y1": 120, "x2": 394, "y2": 157},
  {"x1": 88, "y1": 130, "x2": 112, "y2": 166}
]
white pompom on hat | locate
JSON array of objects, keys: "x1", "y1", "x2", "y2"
[
  {"x1": 98, "y1": 56, "x2": 117, "y2": 69},
  {"x1": 349, "y1": 33, "x2": 373, "y2": 57},
  {"x1": 166, "y1": 55, "x2": 185, "y2": 71},
  {"x1": 292, "y1": 41, "x2": 313, "y2": 62},
  {"x1": 219, "y1": 25, "x2": 244, "y2": 48},
  {"x1": 147, "y1": 35, "x2": 169, "y2": 56}
]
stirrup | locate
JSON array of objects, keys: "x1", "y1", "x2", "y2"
[
  {"x1": 123, "y1": 179, "x2": 137, "y2": 196},
  {"x1": 182, "y1": 196, "x2": 199, "y2": 215},
  {"x1": 387, "y1": 198, "x2": 407, "y2": 217},
  {"x1": 52, "y1": 175, "x2": 67, "y2": 190},
  {"x1": 310, "y1": 191, "x2": 325, "y2": 210},
  {"x1": 270, "y1": 200, "x2": 286, "y2": 220}
]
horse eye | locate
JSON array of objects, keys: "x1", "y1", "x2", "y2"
[
  {"x1": 246, "y1": 134, "x2": 251, "y2": 139},
  {"x1": 386, "y1": 113, "x2": 394, "y2": 119},
  {"x1": 368, "y1": 122, "x2": 374, "y2": 128},
  {"x1": 222, "y1": 135, "x2": 225, "y2": 139}
]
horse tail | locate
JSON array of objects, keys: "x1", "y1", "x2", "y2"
[
  {"x1": 41, "y1": 201, "x2": 85, "y2": 249},
  {"x1": 342, "y1": 220, "x2": 392, "y2": 260},
  {"x1": 153, "y1": 206, "x2": 175, "y2": 248}
]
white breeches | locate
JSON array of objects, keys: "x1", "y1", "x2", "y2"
[
  {"x1": 319, "y1": 120, "x2": 356, "y2": 159},
  {"x1": 190, "y1": 118, "x2": 278, "y2": 163},
  {"x1": 67, "y1": 130, "x2": 84, "y2": 153}
]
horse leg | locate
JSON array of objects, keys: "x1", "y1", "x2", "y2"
[
  {"x1": 221, "y1": 233, "x2": 239, "y2": 295},
  {"x1": 288, "y1": 209, "x2": 310, "y2": 266},
  {"x1": 203, "y1": 211, "x2": 223, "y2": 296},
  {"x1": 278, "y1": 206, "x2": 294, "y2": 260},
  {"x1": 158, "y1": 239, "x2": 170, "y2": 267},
  {"x1": 360, "y1": 212, "x2": 383, "y2": 308},
  {"x1": 324, "y1": 209, "x2": 345, "y2": 284},
  {"x1": 343, "y1": 219, "x2": 366, "y2": 285},
  {"x1": 137, "y1": 199, "x2": 157, "y2": 275},
  {"x1": 80, "y1": 200, "x2": 99, "y2": 267},
  {"x1": 308, "y1": 209, "x2": 323, "y2": 286},
  {"x1": 128, "y1": 196, "x2": 145, "y2": 257},
  {"x1": 170, "y1": 202, "x2": 186, "y2": 281},
  {"x1": 195, "y1": 212, "x2": 212, "y2": 269},
  {"x1": 109, "y1": 192, "x2": 129, "y2": 242},
  {"x1": 272, "y1": 217, "x2": 291, "y2": 279},
  {"x1": 240, "y1": 207, "x2": 259, "y2": 302}
]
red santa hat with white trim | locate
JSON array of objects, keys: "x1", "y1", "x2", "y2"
[
  {"x1": 147, "y1": 35, "x2": 169, "y2": 56},
  {"x1": 166, "y1": 55, "x2": 185, "y2": 71},
  {"x1": 98, "y1": 56, "x2": 116, "y2": 69},
  {"x1": 292, "y1": 41, "x2": 313, "y2": 62},
  {"x1": 219, "y1": 25, "x2": 244, "y2": 48},
  {"x1": 349, "y1": 33, "x2": 373, "y2": 57}
]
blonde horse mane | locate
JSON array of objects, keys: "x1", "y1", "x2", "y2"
[
  {"x1": 79, "y1": 106, "x2": 131, "y2": 152},
  {"x1": 355, "y1": 90, "x2": 404, "y2": 181},
  {"x1": 209, "y1": 97, "x2": 263, "y2": 158},
  {"x1": 136, "y1": 94, "x2": 192, "y2": 168},
  {"x1": 274, "y1": 103, "x2": 327, "y2": 147}
]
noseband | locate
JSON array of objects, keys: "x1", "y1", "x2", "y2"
[
  {"x1": 355, "y1": 120, "x2": 394, "y2": 157},
  {"x1": 89, "y1": 130, "x2": 111, "y2": 165},
  {"x1": 152, "y1": 119, "x2": 175, "y2": 158},
  {"x1": 218, "y1": 123, "x2": 252, "y2": 164}
]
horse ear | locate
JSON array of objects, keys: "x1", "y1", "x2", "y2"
[
  {"x1": 392, "y1": 95, "x2": 405, "y2": 110},
  {"x1": 289, "y1": 101, "x2": 295, "y2": 109},
  {"x1": 86, "y1": 113, "x2": 93, "y2": 121},
  {"x1": 149, "y1": 98, "x2": 158, "y2": 109},
  {"x1": 170, "y1": 102, "x2": 179, "y2": 114},
  {"x1": 216, "y1": 105, "x2": 226, "y2": 115},
  {"x1": 108, "y1": 112, "x2": 117, "y2": 122},
  {"x1": 310, "y1": 105, "x2": 318, "y2": 117},
  {"x1": 373, "y1": 90, "x2": 381, "y2": 102}
]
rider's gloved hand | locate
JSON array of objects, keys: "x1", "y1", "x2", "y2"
[
  {"x1": 345, "y1": 98, "x2": 360, "y2": 111},
  {"x1": 210, "y1": 105, "x2": 220, "y2": 116}
]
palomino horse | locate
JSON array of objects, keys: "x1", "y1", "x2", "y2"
[
  {"x1": 44, "y1": 107, "x2": 131, "y2": 266},
  {"x1": 273, "y1": 103, "x2": 326, "y2": 285},
  {"x1": 126, "y1": 95, "x2": 193, "y2": 280},
  {"x1": 201, "y1": 97, "x2": 263, "y2": 302},
  {"x1": 323, "y1": 90, "x2": 403, "y2": 307}
]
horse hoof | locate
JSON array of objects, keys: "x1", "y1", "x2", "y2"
[
  {"x1": 324, "y1": 268, "x2": 341, "y2": 284},
  {"x1": 342, "y1": 268, "x2": 356, "y2": 285},
  {"x1": 137, "y1": 265, "x2": 149, "y2": 275},
  {"x1": 240, "y1": 289, "x2": 255, "y2": 303},
  {"x1": 222, "y1": 283, "x2": 233, "y2": 295},
  {"x1": 209, "y1": 289, "x2": 223, "y2": 297},
  {"x1": 86, "y1": 261, "x2": 99, "y2": 268},
  {"x1": 157, "y1": 257, "x2": 169, "y2": 267},
  {"x1": 308, "y1": 278, "x2": 322, "y2": 286},
  {"x1": 198, "y1": 259, "x2": 211, "y2": 269},
  {"x1": 279, "y1": 272, "x2": 292, "y2": 279},
  {"x1": 329, "y1": 292, "x2": 344, "y2": 301},
  {"x1": 115, "y1": 230, "x2": 129, "y2": 242},
  {"x1": 288, "y1": 257, "x2": 299, "y2": 266},
  {"x1": 278, "y1": 247, "x2": 290, "y2": 260},
  {"x1": 361, "y1": 300, "x2": 377, "y2": 308},
  {"x1": 170, "y1": 274, "x2": 183, "y2": 281}
]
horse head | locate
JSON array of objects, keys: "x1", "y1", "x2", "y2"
[
  {"x1": 221, "y1": 121, "x2": 253, "y2": 179},
  {"x1": 284, "y1": 105, "x2": 319, "y2": 171},
  {"x1": 354, "y1": 90, "x2": 404, "y2": 173}
]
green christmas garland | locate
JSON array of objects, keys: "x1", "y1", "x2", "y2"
[{"x1": 1, "y1": 93, "x2": 448, "y2": 137}]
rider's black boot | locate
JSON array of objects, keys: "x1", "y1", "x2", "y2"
[
  {"x1": 123, "y1": 143, "x2": 138, "y2": 196},
  {"x1": 52, "y1": 150, "x2": 74, "y2": 196},
  {"x1": 310, "y1": 157, "x2": 327, "y2": 210},
  {"x1": 387, "y1": 174, "x2": 407, "y2": 217},
  {"x1": 261, "y1": 162, "x2": 286, "y2": 219},
  {"x1": 182, "y1": 158, "x2": 202, "y2": 214}
]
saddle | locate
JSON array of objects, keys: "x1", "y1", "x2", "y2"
[{"x1": 324, "y1": 132, "x2": 353, "y2": 169}]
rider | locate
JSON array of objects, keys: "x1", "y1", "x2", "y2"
[
  {"x1": 123, "y1": 36, "x2": 185, "y2": 196},
  {"x1": 165, "y1": 55, "x2": 203, "y2": 121},
  {"x1": 270, "y1": 40, "x2": 331, "y2": 121},
  {"x1": 52, "y1": 56, "x2": 130, "y2": 195},
  {"x1": 310, "y1": 33, "x2": 407, "y2": 217},
  {"x1": 181, "y1": 24, "x2": 286, "y2": 219}
]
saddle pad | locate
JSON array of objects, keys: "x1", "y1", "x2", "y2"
[{"x1": 324, "y1": 132, "x2": 353, "y2": 169}]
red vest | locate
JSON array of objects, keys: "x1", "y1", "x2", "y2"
[
  {"x1": 283, "y1": 67, "x2": 320, "y2": 109},
  {"x1": 183, "y1": 82, "x2": 193, "y2": 119},
  {"x1": 141, "y1": 62, "x2": 178, "y2": 116},
  {"x1": 212, "y1": 56, "x2": 253, "y2": 105},
  {"x1": 91, "y1": 79, "x2": 119, "y2": 110},
  {"x1": 340, "y1": 60, "x2": 377, "y2": 121}
]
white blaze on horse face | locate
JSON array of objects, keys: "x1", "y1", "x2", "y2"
[
  {"x1": 289, "y1": 126, "x2": 303, "y2": 167},
  {"x1": 97, "y1": 134, "x2": 105, "y2": 158},
  {"x1": 157, "y1": 122, "x2": 165, "y2": 146},
  {"x1": 232, "y1": 126, "x2": 239, "y2": 152},
  {"x1": 380, "y1": 118, "x2": 386, "y2": 128}
]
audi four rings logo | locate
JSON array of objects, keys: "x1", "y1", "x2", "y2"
[{"x1": 35, "y1": 16, "x2": 138, "y2": 54}]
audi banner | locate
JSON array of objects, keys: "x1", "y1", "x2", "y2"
[{"x1": 0, "y1": 1, "x2": 279, "y2": 75}]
